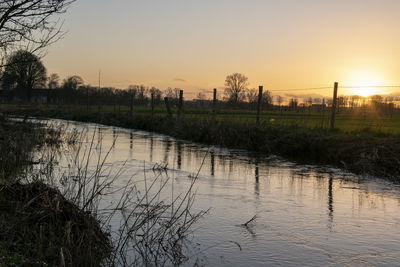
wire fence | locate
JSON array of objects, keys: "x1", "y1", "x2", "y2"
[{"x1": 1, "y1": 83, "x2": 400, "y2": 134}]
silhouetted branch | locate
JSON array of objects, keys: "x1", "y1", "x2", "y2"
[{"x1": 0, "y1": 0, "x2": 74, "y2": 63}]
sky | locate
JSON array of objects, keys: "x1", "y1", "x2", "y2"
[{"x1": 44, "y1": 0, "x2": 400, "y2": 99}]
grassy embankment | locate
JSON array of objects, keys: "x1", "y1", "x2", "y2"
[
  {"x1": 0, "y1": 115, "x2": 111, "y2": 265},
  {"x1": 0, "y1": 112, "x2": 205, "y2": 266},
  {"x1": 5, "y1": 103, "x2": 400, "y2": 133},
  {"x1": 3, "y1": 104, "x2": 400, "y2": 181}
]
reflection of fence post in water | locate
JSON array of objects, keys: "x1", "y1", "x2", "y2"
[
  {"x1": 210, "y1": 151, "x2": 215, "y2": 176},
  {"x1": 164, "y1": 139, "x2": 171, "y2": 163},
  {"x1": 129, "y1": 132, "x2": 133, "y2": 150},
  {"x1": 149, "y1": 135, "x2": 154, "y2": 162},
  {"x1": 97, "y1": 127, "x2": 102, "y2": 143},
  {"x1": 255, "y1": 162, "x2": 260, "y2": 197},
  {"x1": 164, "y1": 97, "x2": 173, "y2": 118},
  {"x1": 257, "y1": 86, "x2": 263, "y2": 125},
  {"x1": 328, "y1": 174, "x2": 334, "y2": 228},
  {"x1": 176, "y1": 141, "x2": 182, "y2": 169},
  {"x1": 255, "y1": 163, "x2": 259, "y2": 183}
]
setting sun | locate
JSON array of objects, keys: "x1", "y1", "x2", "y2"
[{"x1": 345, "y1": 70, "x2": 388, "y2": 97}]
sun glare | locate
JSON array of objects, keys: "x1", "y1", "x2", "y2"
[{"x1": 346, "y1": 70, "x2": 388, "y2": 97}]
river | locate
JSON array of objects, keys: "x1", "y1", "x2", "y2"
[{"x1": 38, "y1": 119, "x2": 400, "y2": 266}]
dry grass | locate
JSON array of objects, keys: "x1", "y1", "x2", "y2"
[{"x1": 0, "y1": 117, "x2": 205, "y2": 266}]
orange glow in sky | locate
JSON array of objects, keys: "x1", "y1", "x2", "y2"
[
  {"x1": 43, "y1": 0, "x2": 400, "y2": 98},
  {"x1": 343, "y1": 70, "x2": 389, "y2": 97}
]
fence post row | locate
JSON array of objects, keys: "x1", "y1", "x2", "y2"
[
  {"x1": 256, "y1": 85, "x2": 263, "y2": 125},
  {"x1": 330, "y1": 82, "x2": 339, "y2": 129}
]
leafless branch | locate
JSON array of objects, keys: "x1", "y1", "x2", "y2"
[{"x1": 0, "y1": 0, "x2": 74, "y2": 63}]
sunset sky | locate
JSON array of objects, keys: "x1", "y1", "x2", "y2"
[{"x1": 44, "y1": 0, "x2": 400, "y2": 99}]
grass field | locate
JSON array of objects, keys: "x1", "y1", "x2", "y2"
[{"x1": 3, "y1": 103, "x2": 400, "y2": 135}]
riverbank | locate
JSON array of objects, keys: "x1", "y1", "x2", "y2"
[
  {"x1": 3, "y1": 106, "x2": 400, "y2": 181},
  {"x1": 0, "y1": 116, "x2": 111, "y2": 265},
  {"x1": 0, "y1": 113, "x2": 205, "y2": 265}
]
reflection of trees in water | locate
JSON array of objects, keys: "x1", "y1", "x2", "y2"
[
  {"x1": 98, "y1": 127, "x2": 102, "y2": 143},
  {"x1": 229, "y1": 157, "x2": 234, "y2": 175},
  {"x1": 255, "y1": 162, "x2": 260, "y2": 197},
  {"x1": 149, "y1": 134, "x2": 154, "y2": 162}
]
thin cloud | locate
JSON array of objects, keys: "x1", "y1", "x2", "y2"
[{"x1": 174, "y1": 78, "x2": 187, "y2": 82}]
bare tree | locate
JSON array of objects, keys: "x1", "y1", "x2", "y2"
[
  {"x1": 289, "y1": 98, "x2": 298, "y2": 109},
  {"x1": 0, "y1": 0, "x2": 75, "y2": 62},
  {"x1": 149, "y1": 86, "x2": 163, "y2": 103},
  {"x1": 262, "y1": 90, "x2": 272, "y2": 108},
  {"x1": 137, "y1": 85, "x2": 147, "y2": 104},
  {"x1": 63, "y1": 75, "x2": 83, "y2": 90},
  {"x1": 275, "y1": 95, "x2": 283, "y2": 107},
  {"x1": 48, "y1": 73, "x2": 59, "y2": 89},
  {"x1": 173, "y1": 88, "x2": 181, "y2": 99},
  {"x1": 246, "y1": 88, "x2": 258, "y2": 107},
  {"x1": 164, "y1": 87, "x2": 175, "y2": 99},
  {"x1": 224, "y1": 73, "x2": 248, "y2": 105}
]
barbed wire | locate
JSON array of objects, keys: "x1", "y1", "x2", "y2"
[
  {"x1": 268, "y1": 85, "x2": 400, "y2": 93},
  {"x1": 341, "y1": 85, "x2": 400, "y2": 88},
  {"x1": 269, "y1": 87, "x2": 332, "y2": 92}
]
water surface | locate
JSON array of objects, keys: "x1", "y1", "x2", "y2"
[{"x1": 41, "y1": 119, "x2": 400, "y2": 266}]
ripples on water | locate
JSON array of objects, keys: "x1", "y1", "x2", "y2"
[{"x1": 39, "y1": 119, "x2": 400, "y2": 266}]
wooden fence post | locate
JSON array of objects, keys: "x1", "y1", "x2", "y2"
[
  {"x1": 256, "y1": 85, "x2": 263, "y2": 125},
  {"x1": 178, "y1": 90, "x2": 184, "y2": 118},
  {"x1": 212, "y1": 88, "x2": 217, "y2": 119},
  {"x1": 330, "y1": 82, "x2": 338, "y2": 129},
  {"x1": 164, "y1": 97, "x2": 173, "y2": 117}
]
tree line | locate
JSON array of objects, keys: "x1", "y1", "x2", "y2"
[{"x1": 1, "y1": 50, "x2": 399, "y2": 114}]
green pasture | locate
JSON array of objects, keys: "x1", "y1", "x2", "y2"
[{"x1": 2, "y1": 104, "x2": 400, "y2": 134}]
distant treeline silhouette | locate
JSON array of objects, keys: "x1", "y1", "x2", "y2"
[{"x1": 1, "y1": 50, "x2": 400, "y2": 115}]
